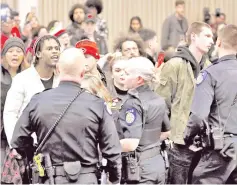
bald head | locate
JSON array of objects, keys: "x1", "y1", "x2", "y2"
[{"x1": 57, "y1": 48, "x2": 86, "y2": 79}]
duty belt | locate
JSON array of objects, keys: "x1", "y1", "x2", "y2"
[
  {"x1": 139, "y1": 146, "x2": 160, "y2": 160},
  {"x1": 52, "y1": 165, "x2": 97, "y2": 176},
  {"x1": 122, "y1": 146, "x2": 160, "y2": 160}
]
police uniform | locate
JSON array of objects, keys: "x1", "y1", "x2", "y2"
[
  {"x1": 10, "y1": 81, "x2": 122, "y2": 184},
  {"x1": 119, "y1": 84, "x2": 171, "y2": 184},
  {"x1": 184, "y1": 55, "x2": 237, "y2": 184}
]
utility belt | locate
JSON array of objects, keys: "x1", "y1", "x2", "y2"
[
  {"x1": 192, "y1": 93, "x2": 237, "y2": 152},
  {"x1": 192, "y1": 125, "x2": 237, "y2": 152},
  {"x1": 121, "y1": 146, "x2": 160, "y2": 183},
  {"x1": 30, "y1": 153, "x2": 97, "y2": 184}
]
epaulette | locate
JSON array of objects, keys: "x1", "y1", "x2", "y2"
[
  {"x1": 43, "y1": 88, "x2": 52, "y2": 92},
  {"x1": 203, "y1": 59, "x2": 220, "y2": 71}
]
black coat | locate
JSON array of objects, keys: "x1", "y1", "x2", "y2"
[{"x1": 1, "y1": 66, "x2": 12, "y2": 138}]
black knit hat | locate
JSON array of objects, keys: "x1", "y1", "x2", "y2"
[{"x1": 1, "y1": 37, "x2": 25, "y2": 56}]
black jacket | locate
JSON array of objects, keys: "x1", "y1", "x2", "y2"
[
  {"x1": 1, "y1": 66, "x2": 12, "y2": 138},
  {"x1": 11, "y1": 81, "x2": 122, "y2": 183}
]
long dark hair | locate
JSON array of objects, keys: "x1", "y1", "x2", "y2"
[{"x1": 129, "y1": 16, "x2": 143, "y2": 33}]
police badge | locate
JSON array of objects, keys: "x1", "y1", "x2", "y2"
[
  {"x1": 104, "y1": 102, "x2": 112, "y2": 115},
  {"x1": 196, "y1": 71, "x2": 208, "y2": 85},
  {"x1": 125, "y1": 108, "x2": 136, "y2": 126}
]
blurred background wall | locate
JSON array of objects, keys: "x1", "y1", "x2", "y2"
[{"x1": 2, "y1": 0, "x2": 237, "y2": 51}]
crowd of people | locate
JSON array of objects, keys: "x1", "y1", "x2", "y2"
[{"x1": 1, "y1": 0, "x2": 237, "y2": 184}]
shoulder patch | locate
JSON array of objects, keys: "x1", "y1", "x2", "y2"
[
  {"x1": 125, "y1": 108, "x2": 136, "y2": 126},
  {"x1": 104, "y1": 102, "x2": 112, "y2": 115},
  {"x1": 196, "y1": 71, "x2": 208, "y2": 85}
]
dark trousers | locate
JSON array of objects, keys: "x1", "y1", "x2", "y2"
[
  {"x1": 192, "y1": 138, "x2": 237, "y2": 184},
  {"x1": 139, "y1": 154, "x2": 166, "y2": 184},
  {"x1": 167, "y1": 144, "x2": 195, "y2": 184},
  {"x1": 122, "y1": 154, "x2": 165, "y2": 184}
]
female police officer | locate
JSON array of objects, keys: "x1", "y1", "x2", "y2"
[{"x1": 118, "y1": 57, "x2": 170, "y2": 184}]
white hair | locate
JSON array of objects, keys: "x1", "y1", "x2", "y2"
[{"x1": 126, "y1": 57, "x2": 156, "y2": 83}]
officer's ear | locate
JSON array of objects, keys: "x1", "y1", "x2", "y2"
[
  {"x1": 137, "y1": 76, "x2": 144, "y2": 85},
  {"x1": 216, "y1": 38, "x2": 221, "y2": 48},
  {"x1": 80, "y1": 69, "x2": 85, "y2": 79}
]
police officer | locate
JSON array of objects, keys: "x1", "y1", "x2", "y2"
[
  {"x1": 184, "y1": 24, "x2": 237, "y2": 184},
  {"x1": 10, "y1": 48, "x2": 122, "y2": 184},
  {"x1": 118, "y1": 57, "x2": 171, "y2": 184}
]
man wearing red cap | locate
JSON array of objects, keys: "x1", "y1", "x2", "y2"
[{"x1": 75, "y1": 39, "x2": 107, "y2": 86}]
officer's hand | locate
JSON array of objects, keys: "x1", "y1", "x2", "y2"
[
  {"x1": 220, "y1": 141, "x2": 235, "y2": 159},
  {"x1": 189, "y1": 145, "x2": 203, "y2": 152},
  {"x1": 11, "y1": 149, "x2": 22, "y2": 159}
]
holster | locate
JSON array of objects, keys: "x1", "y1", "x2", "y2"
[
  {"x1": 31, "y1": 153, "x2": 45, "y2": 184},
  {"x1": 122, "y1": 152, "x2": 140, "y2": 183},
  {"x1": 161, "y1": 150, "x2": 169, "y2": 169},
  {"x1": 44, "y1": 153, "x2": 55, "y2": 185},
  {"x1": 31, "y1": 162, "x2": 42, "y2": 184},
  {"x1": 63, "y1": 161, "x2": 81, "y2": 182}
]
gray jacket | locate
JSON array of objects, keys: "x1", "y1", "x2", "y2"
[{"x1": 161, "y1": 14, "x2": 188, "y2": 50}]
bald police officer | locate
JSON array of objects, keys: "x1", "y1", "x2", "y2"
[
  {"x1": 118, "y1": 57, "x2": 170, "y2": 184},
  {"x1": 11, "y1": 48, "x2": 122, "y2": 184},
  {"x1": 184, "y1": 25, "x2": 237, "y2": 184}
]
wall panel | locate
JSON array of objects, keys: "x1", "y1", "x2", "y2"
[{"x1": 4, "y1": 0, "x2": 237, "y2": 51}]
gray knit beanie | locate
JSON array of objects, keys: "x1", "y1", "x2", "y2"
[{"x1": 1, "y1": 37, "x2": 25, "y2": 56}]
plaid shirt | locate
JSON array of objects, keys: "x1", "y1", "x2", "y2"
[{"x1": 96, "y1": 17, "x2": 108, "y2": 39}]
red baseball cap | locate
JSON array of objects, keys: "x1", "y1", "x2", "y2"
[{"x1": 75, "y1": 39, "x2": 100, "y2": 60}]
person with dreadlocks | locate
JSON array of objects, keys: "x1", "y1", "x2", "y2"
[{"x1": 3, "y1": 35, "x2": 60, "y2": 148}]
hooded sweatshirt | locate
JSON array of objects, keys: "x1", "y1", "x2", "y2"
[{"x1": 172, "y1": 46, "x2": 205, "y2": 78}]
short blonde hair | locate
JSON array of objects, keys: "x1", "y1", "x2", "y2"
[
  {"x1": 186, "y1": 22, "x2": 211, "y2": 45},
  {"x1": 218, "y1": 24, "x2": 237, "y2": 51}
]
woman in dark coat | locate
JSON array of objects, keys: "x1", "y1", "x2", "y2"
[{"x1": 1, "y1": 37, "x2": 27, "y2": 173}]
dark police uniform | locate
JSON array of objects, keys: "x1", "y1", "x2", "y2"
[
  {"x1": 107, "y1": 80, "x2": 129, "y2": 138},
  {"x1": 11, "y1": 81, "x2": 122, "y2": 184},
  {"x1": 119, "y1": 84, "x2": 171, "y2": 184},
  {"x1": 184, "y1": 55, "x2": 237, "y2": 184}
]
